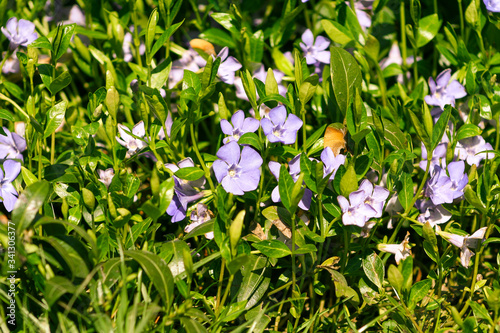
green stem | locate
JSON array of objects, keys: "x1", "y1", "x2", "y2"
[
  {"x1": 458, "y1": 0, "x2": 465, "y2": 40},
  {"x1": 400, "y1": 0, "x2": 407, "y2": 68},
  {"x1": 215, "y1": 259, "x2": 225, "y2": 316},
  {"x1": 190, "y1": 121, "x2": 216, "y2": 195},
  {"x1": 291, "y1": 212, "x2": 297, "y2": 290},
  {"x1": 341, "y1": 229, "x2": 350, "y2": 273}
]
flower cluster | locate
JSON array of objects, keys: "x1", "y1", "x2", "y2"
[{"x1": 425, "y1": 161, "x2": 468, "y2": 205}]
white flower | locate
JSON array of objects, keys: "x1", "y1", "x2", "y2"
[
  {"x1": 98, "y1": 168, "x2": 114, "y2": 188},
  {"x1": 377, "y1": 232, "x2": 412, "y2": 264},
  {"x1": 116, "y1": 121, "x2": 147, "y2": 157},
  {"x1": 440, "y1": 227, "x2": 487, "y2": 267}
]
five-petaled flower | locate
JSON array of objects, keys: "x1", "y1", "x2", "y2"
[
  {"x1": 416, "y1": 199, "x2": 451, "y2": 227},
  {"x1": 0, "y1": 160, "x2": 21, "y2": 212},
  {"x1": 268, "y1": 154, "x2": 313, "y2": 211},
  {"x1": 213, "y1": 141, "x2": 263, "y2": 195},
  {"x1": 425, "y1": 161, "x2": 468, "y2": 205},
  {"x1": 213, "y1": 47, "x2": 242, "y2": 85},
  {"x1": 261, "y1": 105, "x2": 303, "y2": 145},
  {"x1": 0, "y1": 127, "x2": 26, "y2": 161},
  {"x1": 455, "y1": 136, "x2": 493, "y2": 166},
  {"x1": 221, "y1": 110, "x2": 260, "y2": 144},
  {"x1": 116, "y1": 121, "x2": 147, "y2": 157},
  {"x1": 1, "y1": 17, "x2": 38, "y2": 51},
  {"x1": 424, "y1": 69, "x2": 467, "y2": 110},
  {"x1": 300, "y1": 29, "x2": 331, "y2": 65},
  {"x1": 337, "y1": 190, "x2": 377, "y2": 228}
]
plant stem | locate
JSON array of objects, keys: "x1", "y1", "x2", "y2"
[{"x1": 190, "y1": 121, "x2": 216, "y2": 195}]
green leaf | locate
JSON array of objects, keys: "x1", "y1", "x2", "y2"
[
  {"x1": 230, "y1": 210, "x2": 245, "y2": 256},
  {"x1": 238, "y1": 132, "x2": 262, "y2": 151},
  {"x1": 387, "y1": 264, "x2": 403, "y2": 294},
  {"x1": 300, "y1": 154, "x2": 318, "y2": 193},
  {"x1": 236, "y1": 255, "x2": 270, "y2": 309},
  {"x1": 0, "y1": 109, "x2": 15, "y2": 122},
  {"x1": 464, "y1": 184, "x2": 487, "y2": 213},
  {"x1": 330, "y1": 46, "x2": 362, "y2": 116},
  {"x1": 210, "y1": 12, "x2": 239, "y2": 35},
  {"x1": 151, "y1": 20, "x2": 184, "y2": 58},
  {"x1": 21, "y1": 167, "x2": 37, "y2": 186},
  {"x1": 13, "y1": 181, "x2": 50, "y2": 236},
  {"x1": 44, "y1": 101, "x2": 67, "y2": 139},
  {"x1": 174, "y1": 167, "x2": 205, "y2": 181},
  {"x1": 340, "y1": 164, "x2": 358, "y2": 197},
  {"x1": 456, "y1": 124, "x2": 482, "y2": 141},
  {"x1": 299, "y1": 75, "x2": 319, "y2": 107},
  {"x1": 49, "y1": 71, "x2": 72, "y2": 95},
  {"x1": 180, "y1": 317, "x2": 207, "y2": 333},
  {"x1": 30, "y1": 36, "x2": 52, "y2": 49},
  {"x1": 199, "y1": 28, "x2": 235, "y2": 48},
  {"x1": 279, "y1": 164, "x2": 295, "y2": 212},
  {"x1": 469, "y1": 301, "x2": 494, "y2": 324},
  {"x1": 408, "y1": 279, "x2": 432, "y2": 308},
  {"x1": 53, "y1": 24, "x2": 76, "y2": 61},
  {"x1": 265, "y1": 68, "x2": 279, "y2": 96},
  {"x1": 124, "y1": 250, "x2": 174, "y2": 311},
  {"x1": 417, "y1": 14, "x2": 441, "y2": 47},
  {"x1": 151, "y1": 59, "x2": 172, "y2": 90},
  {"x1": 45, "y1": 276, "x2": 77, "y2": 307},
  {"x1": 382, "y1": 118, "x2": 407, "y2": 150},
  {"x1": 397, "y1": 172, "x2": 414, "y2": 211},
  {"x1": 146, "y1": 8, "x2": 159, "y2": 56},
  {"x1": 362, "y1": 252, "x2": 384, "y2": 290},
  {"x1": 38, "y1": 64, "x2": 54, "y2": 89},
  {"x1": 140, "y1": 86, "x2": 167, "y2": 124},
  {"x1": 432, "y1": 105, "x2": 451, "y2": 150},
  {"x1": 247, "y1": 30, "x2": 264, "y2": 63},
  {"x1": 252, "y1": 240, "x2": 291, "y2": 258},
  {"x1": 183, "y1": 70, "x2": 202, "y2": 95},
  {"x1": 321, "y1": 20, "x2": 353, "y2": 46}
]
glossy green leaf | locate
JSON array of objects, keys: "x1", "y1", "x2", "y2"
[
  {"x1": 408, "y1": 279, "x2": 432, "y2": 308},
  {"x1": 362, "y1": 252, "x2": 384, "y2": 290},
  {"x1": 432, "y1": 105, "x2": 451, "y2": 150},
  {"x1": 49, "y1": 71, "x2": 72, "y2": 95},
  {"x1": 53, "y1": 24, "x2": 76, "y2": 61},
  {"x1": 252, "y1": 240, "x2": 291, "y2": 258},
  {"x1": 330, "y1": 46, "x2": 362, "y2": 116},
  {"x1": 417, "y1": 14, "x2": 441, "y2": 47},
  {"x1": 398, "y1": 172, "x2": 414, "y2": 210},
  {"x1": 174, "y1": 167, "x2": 205, "y2": 181},
  {"x1": 237, "y1": 255, "x2": 271, "y2": 309},
  {"x1": 382, "y1": 118, "x2": 407, "y2": 150},
  {"x1": 13, "y1": 181, "x2": 49, "y2": 235},
  {"x1": 238, "y1": 132, "x2": 262, "y2": 151},
  {"x1": 124, "y1": 250, "x2": 174, "y2": 310},
  {"x1": 456, "y1": 124, "x2": 482, "y2": 141}
]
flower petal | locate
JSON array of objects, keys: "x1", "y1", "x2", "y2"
[{"x1": 216, "y1": 141, "x2": 241, "y2": 165}]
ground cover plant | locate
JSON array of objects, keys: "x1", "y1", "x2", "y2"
[{"x1": 0, "y1": 0, "x2": 500, "y2": 331}]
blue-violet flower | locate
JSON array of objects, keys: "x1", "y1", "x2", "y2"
[{"x1": 261, "y1": 105, "x2": 303, "y2": 145}]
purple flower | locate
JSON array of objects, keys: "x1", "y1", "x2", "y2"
[
  {"x1": 358, "y1": 179, "x2": 390, "y2": 218},
  {"x1": 416, "y1": 199, "x2": 451, "y2": 227},
  {"x1": 214, "y1": 47, "x2": 242, "y2": 85},
  {"x1": 321, "y1": 147, "x2": 346, "y2": 180},
  {"x1": 455, "y1": 136, "x2": 493, "y2": 166},
  {"x1": 166, "y1": 158, "x2": 206, "y2": 222},
  {"x1": 1, "y1": 51, "x2": 20, "y2": 75},
  {"x1": 98, "y1": 168, "x2": 114, "y2": 188},
  {"x1": 420, "y1": 142, "x2": 447, "y2": 171},
  {"x1": 352, "y1": 1, "x2": 373, "y2": 29},
  {"x1": 424, "y1": 69, "x2": 467, "y2": 110},
  {"x1": 484, "y1": 0, "x2": 500, "y2": 12},
  {"x1": 116, "y1": 121, "x2": 147, "y2": 157},
  {"x1": 425, "y1": 161, "x2": 468, "y2": 205},
  {"x1": 300, "y1": 29, "x2": 331, "y2": 65},
  {"x1": 0, "y1": 127, "x2": 26, "y2": 161},
  {"x1": 213, "y1": 141, "x2": 262, "y2": 195},
  {"x1": 261, "y1": 105, "x2": 303, "y2": 145},
  {"x1": 1, "y1": 17, "x2": 38, "y2": 51},
  {"x1": 337, "y1": 190, "x2": 377, "y2": 227},
  {"x1": 0, "y1": 160, "x2": 21, "y2": 212},
  {"x1": 268, "y1": 154, "x2": 313, "y2": 210},
  {"x1": 221, "y1": 110, "x2": 260, "y2": 144}
]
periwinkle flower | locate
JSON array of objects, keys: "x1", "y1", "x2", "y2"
[
  {"x1": 268, "y1": 154, "x2": 313, "y2": 211},
  {"x1": 419, "y1": 142, "x2": 447, "y2": 171},
  {"x1": 439, "y1": 226, "x2": 487, "y2": 267},
  {"x1": 425, "y1": 161, "x2": 468, "y2": 205},
  {"x1": 0, "y1": 160, "x2": 21, "y2": 212},
  {"x1": 116, "y1": 121, "x2": 147, "y2": 157},
  {"x1": 358, "y1": 179, "x2": 390, "y2": 218},
  {"x1": 261, "y1": 105, "x2": 303, "y2": 145},
  {"x1": 424, "y1": 69, "x2": 467, "y2": 110},
  {"x1": 166, "y1": 158, "x2": 206, "y2": 222},
  {"x1": 214, "y1": 47, "x2": 242, "y2": 85},
  {"x1": 416, "y1": 199, "x2": 451, "y2": 227},
  {"x1": 169, "y1": 48, "x2": 206, "y2": 89},
  {"x1": 337, "y1": 190, "x2": 377, "y2": 228},
  {"x1": 98, "y1": 168, "x2": 114, "y2": 188},
  {"x1": 221, "y1": 110, "x2": 259, "y2": 144},
  {"x1": 0, "y1": 127, "x2": 26, "y2": 161},
  {"x1": 213, "y1": 141, "x2": 262, "y2": 195},
  {"x1": 484, "y1": 0, "x2": 500, "y2": 12},
  {"x1": 321, "y1": 147, "x2": 346, "y2": 180},
  {"x1": 185, "y1": 203, "x2": 214, "y2": 239},
  {"x1": 1, "y1": 51, "x2": 20, "y2": 75},
  {"x1": 1, "y1": 17, "x2": 38, "y2": 51},
  {"x1": 352, "y1": 0, "x2": 374, "y2": 29},
  {"x1": 455, "y1": 136, "x2": 493, "y2": 166},
  {"x1": 377, "y1": 232, "x2": 411, "y2": 264},
  {"x1": 300, "y1": 29, "x2": 330, "y2": 65}
]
